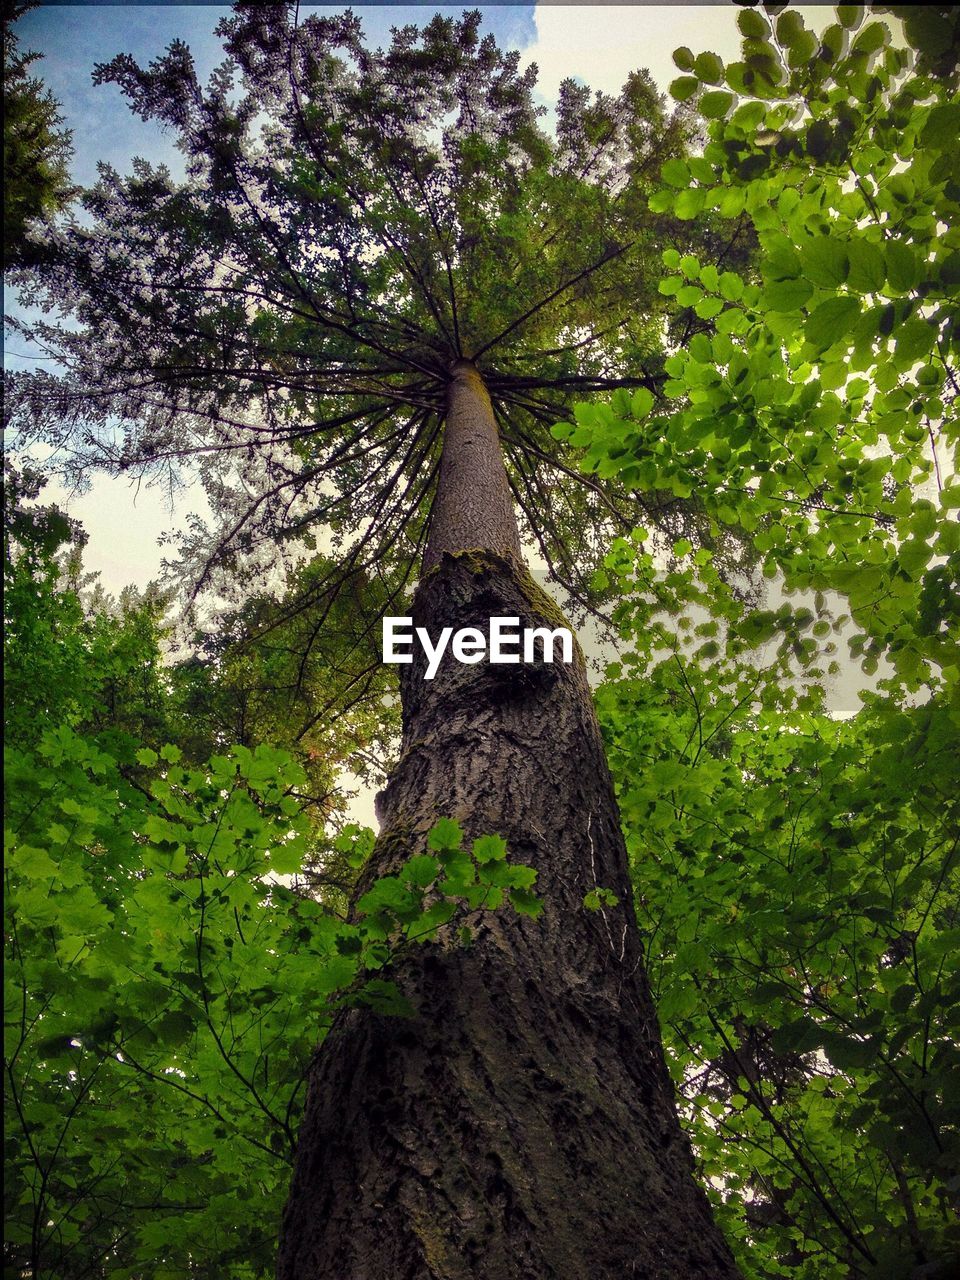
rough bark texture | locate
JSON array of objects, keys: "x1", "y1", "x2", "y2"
[{"x1": 277, "y1": 365, "x2": 740, "y2": 1280}]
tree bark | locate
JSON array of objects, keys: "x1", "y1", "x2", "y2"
[
  {"x1": 277, "y1": 361, "x2": 740, "y2": 1279},
  {"x1": 422, "y1": 360, "x2": 522, "y2": 572}
]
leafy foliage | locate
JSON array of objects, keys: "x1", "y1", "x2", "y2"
[
  {"x1": 566, "y1": 8, "x2": 960, "y2": 1278},
  {"x1": 558, "y1": 5, "x2": 958, "y2": 693},
  {"x1": 3, "y1": 462, "x2": 169, "y2": 751},
  {"x1": 168, "y1": 553, "x2": 402, "y2": 849},
  {"x1": 597, "y1": 590, "x2": 958, "y2": 1278}
]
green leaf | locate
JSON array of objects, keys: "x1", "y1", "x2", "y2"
[
  {"x1": 661, "y1": 158, "x2": 690, "y2": 189},
  {"x1": 648, "y1": 188, "x2": 675, "y2": 214},
  {"x1": 659, "y1": 984, "x2": 698, "y2": 1021},
  {"x1": 694, "y1": 296, "x2": 725, "y2": 320},
  {"x1": 801, "y1": 238, "x2": 849, "y2": 289},
  {"x1": 770, "y1": 1019, "x2": 823, "y2": 1054},
  {"x1": 403, "y1": 854, "x2": 440, "y2": 887},
  {"x1": 806, "y1": 296, "x2": 860, "y2": 350},
  {"x1": 416, "y1": 900, "x2": 457, "y2": 934},
  {"x1": 824, "y1": 1033, "x2": 878, "y2": 1071},
  {"x1": 694, "y1": 52, "x2": 725, "y2": 85},
  {"x1": 763, "y1": 277, "x2": 814, "y2": 312},
  {"x1": 700, "y1": 90, "x2": 735, "y2": 120},
  {"x1": 584, "y1": 887, "x2": 620, "y2": 911},
  {"x1": 427, "y1": 817, "x2": 463, "y2": 852},
  {"x1": 763, "y1": 238, "x2": 802, "y2": 282},
  {"x1": 675, "y1": 188, "x2": 706, "y2": 220},
  {"x1": 357, "y1": 875, "x2": 414, "y2": 917},
  {"x1": 890, "y1": 983, "x2": 916, "y2": 1014},
  {"x1": 268, "y1": 835, "x2": 307, "y2": 875},
  {"x1": 885, "y1": 241, "x2": 920, "y2": 294},
  {"x1": 851, "y1": 21, "x2": 888, "y2": 54},
  {"x1": 440, "y1": 851, "x2": 477, "y2": 889},
  {"x1": 846, "y1": 240, "x2": 886, "y2": 293},
  {"x1": 672, "y1": 46, "x2": 695, "y2": 72},
  {"x1": 776, "y1": 11, "x2": 805, "y2": 46},
  {"x1": 737, "y1": 9, "x2": 769, "y2": 39},
  {"x1": 472, "y1": 835, "x2": 508, "y2": 864},
  {"x1": 837, "y1": 6, "x2": 864, "y2": 31},
  {"x1": 508, "y1": 888, "x2": 544, "y2": 919},
  {"x1": 922, "y1": 101, "x2": 960, "y2": 150},
  {"x1": 11, "y1": 844, "x2": 60, "y2": 879},
  {"x1": 717, "y1": 187, "x2": 746, "y2": 218},
  {"x1": 895, "y1": 318, "x2": 935, "y2": 364},
  {"x1": 669, "y1": 76, "x2": 700, "y2": 103},
  {"x1": 806, "y1": 120, "x2": 833, "y2": 160},
  {"x1": 903, "y1": 7, "x2": 955, "y2": 56},
  {"x1": 356, "y1": 979, "x2": 414, "y2": 1018},
  {"x1": 631, "y1": 387, "x2": 654, "y2": 418}
]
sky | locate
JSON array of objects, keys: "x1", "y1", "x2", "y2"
[{"x1": 8, "y1": 2, "x2": 832, "y2": 596}]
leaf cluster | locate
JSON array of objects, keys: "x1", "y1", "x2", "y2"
[
  {"x1": 598, "y1": 626, "x2": 958, "y2": 1278},
  {"x1": 561, "y1": 4, "x2": 958, "y2": 693},
  {"x1": 577, "y1": 8, "x2": 960, "y2": 1276}
]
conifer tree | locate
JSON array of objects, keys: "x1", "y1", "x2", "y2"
[{"x1": 2, "y1": 0, "x2": 73, "y2": 265}]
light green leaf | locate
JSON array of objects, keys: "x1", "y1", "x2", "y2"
[
  {"x1": 472, "y1": 835, "x2": 508, "y2": 864},
  {"x1": 675, "y1": 188, "x2": 706, "y2": 220},
  {"x1": 806, "y1": 296, "x2": 861, "y2": 350},
  {"x1": 846, "y1": 240, "x2": 886, "y2": 293},
  {"x1": 427, "y1": 817, "x2": 464, "y2": 852},
  {"x1": 801, "y1": 238, "x2": 849, "y2": 289}
]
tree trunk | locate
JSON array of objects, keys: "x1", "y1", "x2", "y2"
[
  {"x1": 422, "y1": 360, "x2": 522, "y2": 572},
  {"x1": 277, "y1": 361, "x2": 740, "y2": 1279}
]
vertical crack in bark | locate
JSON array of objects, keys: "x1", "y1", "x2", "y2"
[{"x1": 278, "y1": 368, "x2": 741, "y2": 1279}]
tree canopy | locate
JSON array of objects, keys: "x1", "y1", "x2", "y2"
[{"x1": 6, "y1": 3, "x2": 723, "y2": 620}]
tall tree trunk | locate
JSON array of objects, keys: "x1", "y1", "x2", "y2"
[
  {"x1": 277, "y1": 361, "x2": 740, "y2": 1279},
  {"x1": 422, "y1": 360, "x2": 522, "y2": 571}
]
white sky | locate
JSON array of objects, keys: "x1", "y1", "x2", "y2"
[{"x1": 531, "y1": 3, "x2": 743, "y2": 100}]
